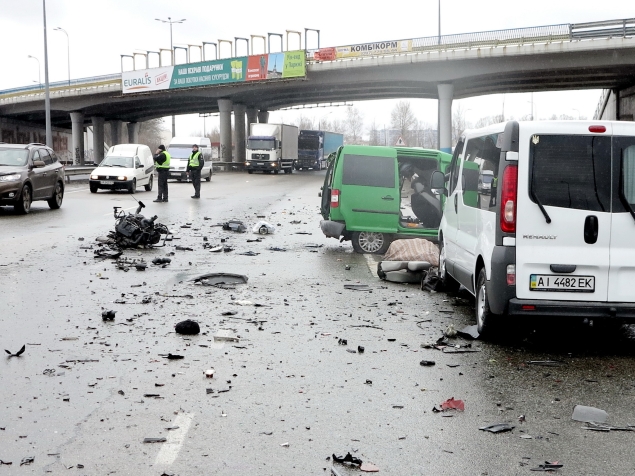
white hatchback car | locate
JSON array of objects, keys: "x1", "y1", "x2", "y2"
[
  {"x1": 89, "y1": 144, "x2": 155, "y2": 194},
  {"x1": 432, "y1": 120, "x2": 635, "y2": 336}
]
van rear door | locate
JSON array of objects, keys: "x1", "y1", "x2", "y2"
[
  {"x1": 608, "y1": 122, "x2": 635, "y2": 302},
  {"x1": 516, "y1": 123, "x2": 613, "y2": 302},
  {"x1": 338, "y1": 152, "x2": 399, "y2": 233}
]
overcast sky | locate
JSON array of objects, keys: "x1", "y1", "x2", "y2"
[{"x1": 2, "y1": 0, "x2": 633, "y2": 138}]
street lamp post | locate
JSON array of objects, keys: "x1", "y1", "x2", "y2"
[
  {"x1": 42, "y1": 0, "x2": 52, "y2": 147},
  {"x1": 156, "y1": 16, "x2": 186, "y2": 138},
  {"x1": 53, "y1": 27, "x2": 70, "y2": 86},
  {"x1": 27, "y1": 55, "x2": 41, "y2": 86},
  {"x1": 438, "y1": 0, "x2": 441, "y2": 46}
]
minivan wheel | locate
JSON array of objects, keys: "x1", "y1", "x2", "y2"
[
  {"x1": 144, "y1": 175, "x2": 153, "y2": 192},
  {"x1": 439, "y1": 240, "x2": 460, "y2": 292},
  {"x1": 15, "y1": 184, "x2": 32, "y2": 214},
  {"x1": 351, "y1": 231, "x2": 391, "y2": 254},
  {"x1": 48, "y1": 181, "x2": 64, "y2": 209},
  {"x1": 476, "y1": 267, "x2": 500, "y2": 338}
]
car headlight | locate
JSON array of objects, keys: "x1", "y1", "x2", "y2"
[
  {"x1": 245, "y1": 162, "x2": 250, "y2": 165},
  {"x1": 90, "y1": 175, "x2": 99, "y2": 180},
  {"x1": 117, "y1": 176, "x2": 127, "y2": 181},
  {"x1": 0, "y1": 174, "x2": 21, "y2": 182}
]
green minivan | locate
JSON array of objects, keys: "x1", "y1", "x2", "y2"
[{"x1": 320, "y1": 145, "x2": 452, "y2": 253}]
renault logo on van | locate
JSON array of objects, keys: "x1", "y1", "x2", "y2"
[{"x1": 523, "y1": 235, "x2": 557, "y2": 240}]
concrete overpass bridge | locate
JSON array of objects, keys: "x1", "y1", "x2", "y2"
[{"x1": 1, "y1": 17, "x2": 634, "y2": 162}]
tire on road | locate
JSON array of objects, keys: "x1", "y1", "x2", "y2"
[
  {"x1": 47, "y1": 181, "x2": 64, "y2": 209},
  {"x1": 351, "y1": 231, "x2": 391, "y2": 254},
  {"x1": 439, "y1": 238, "x2": 460, "y2": 292},
  {"x1": 144, "y1": 175, "x2": 153, "y2": 192},
  {"x1": 475, "y1": 267, "x2": 501, "y2": 338},
  {"x1": 128, "y1": 179, "x2": 136, "y2": 194},
  {"x1": 205, "y1": 170, "x2": 212, "y2": 181},
  {"x1": 15, "y1": 184, "x2": 32, "y2": 214},
  {"x1": 90, "y1": 183, "x2": 98, "y2": 193}
]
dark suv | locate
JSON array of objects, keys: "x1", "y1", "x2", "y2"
[{"x1": 0, "y1": 143, "x2": 65, "y2": 214}]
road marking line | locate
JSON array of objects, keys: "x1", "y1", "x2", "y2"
[
  {"x1": 154, "y1": 412, "x2": 195, "y2": 466},
  {"x1": 364, "y1": 254, "x2": 379, "y2": 278},
  {"x1": 65, "y1": 188, "x2": 88, "y2": 194},
  {"x1": 209, "y1": 328, "x2": 231, "y2": 349}
]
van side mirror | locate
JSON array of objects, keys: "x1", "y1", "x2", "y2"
[{"x1": 430, "y1": 171, "x2": 447, "y2": 195}]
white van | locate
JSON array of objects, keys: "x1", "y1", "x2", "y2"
[
  {"x1": 167, "y1": 136, "x2": 213, "y2": 182},
  {"x1": 89, "y1": 144, "x2": 155, "y2": 194},
  {"x1": 431, "y1": 120, "x2": 635, "y2": 336}
]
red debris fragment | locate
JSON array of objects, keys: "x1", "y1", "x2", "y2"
[{"x1": 441, "y1": 397, "x2": 465, "y2": 411}]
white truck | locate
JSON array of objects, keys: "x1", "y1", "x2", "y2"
[
  {"x1": 246, "y1": 124, "x2": 298, "y2": 174},
  {"x1": 167, "y1": 136, "x2": 213, "y2": 182}
]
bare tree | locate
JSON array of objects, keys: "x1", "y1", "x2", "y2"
[
  {"x1": 344, "y1": 107, "x2": 365, "y2": 144},
  {"x1": 390, "y1": 100, "x2": 417, "y2": 146},
  {"x1": 293, "y1": 114, "x2": 315, "y2": 131},
  {"x1": 474, "y1": 115, "x2": 505, "y2": 129},
  {"x1": 206, "y1": 126, "x2": 220, "y2": 143},
  {"x1": 452, "y1": 104, "x2": 467, "y2": 146},
  {"x1": 138, "y1": 118, "x2": 167, "y2": 147},
  {"x1": 367, "y1": 118, "x2": 381, "y2": 146}
]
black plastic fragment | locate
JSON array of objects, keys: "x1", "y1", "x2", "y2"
[{"x1": 175, "y1": 319, "x2": 200, "y2": 335}]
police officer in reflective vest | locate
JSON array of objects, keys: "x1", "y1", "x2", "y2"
[
  {"x1": 153, "y1": 145, "x2": 171, "y2": 202},
  {"x1": 187, "y1": 144, "x2": 204, "y2": 199}
]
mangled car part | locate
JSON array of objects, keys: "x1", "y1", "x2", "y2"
[{"x1": 108, "y1": 201, "x2": 171, "y2": 248}]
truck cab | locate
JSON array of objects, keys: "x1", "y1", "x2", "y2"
[{"x1": 246, "y1": 124, "x2": 298, "y2": 174}]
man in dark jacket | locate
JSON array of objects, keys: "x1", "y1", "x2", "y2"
[
  {"x1": 153, "y1": 145, "x2": 171, "y2": 202},
  {"x1": 186, "y1": 144, "x2": 204, "y2": 199}
]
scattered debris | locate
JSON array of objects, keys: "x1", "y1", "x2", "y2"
[
  {"x1": 444, "y1": 324, "x2": 457, "y2": 337},
  {"x1": 419, "y1": 360, "x2": 436, "y2": 366},
  {"x1": 160, "y1": 354, "x2": 184, "y2": 360},
  {"x1": 5, "y1": 345, "x2": 25, "y2": 357},
  {"x1": 143, "y1": 438, "x2": 167, "y2": 443},
  {"x1": 268, "y1": 247, "x2": 287, "y2": 252},
  {"x1": 152, "y1": 257, "x2": 172, "y2": 265},
  {"x1": 530, "y1": 461, "x2": 563, "y2": 472},
  {"x1": 360, "y1": 462, "x2": 380, "y2": 472},
  {"x1": 222, "y1": 220, "x2": 247, "y2": 233},
  {"x1": 175, "y1": 246, "x2": 193, "y2": 251},
  {"x1": 457, "y1": 325, "x2": 480, "y2": 340},
  {"x1": 479, "y1": 423, "x2": 515, "y2": 433},
  {"x1": 344, "y1": 284, "x2": 372, "y2": 292},
  {"x1": 214, "y1": 335, "x2": 239, "y2": 343},
  {"x1": 440, "y1": 397, "x2": 465, "y2": 411},
  {"x1": 526, "y1": 360, "x2": 566, "y2": 367},
  {"x1": 204, "y1": 368, "x2": 215, "y2": 378},
  {"x1": 583, "y1": 422, "x2": 635, "y2": 432},
  {"x1": 253, "y1": 221, "x2": 276, "y2": 234},
  {"x1": 20, "y1": 456, "x2": 34, "y2": 466},
  {"x1": 572, "y1": 405, "x2": 608, "y2": 424},
  {"x1": 175, "y1": 320, "x2": 200, "y2": 335},
  {"x1": 239, "y1": 251, "x2": 260, "y2": 256},
  {"x1": 358, "y1": 346, "x2": 365, "y2": 353},
  {"x1": 192, "y1": 273, "x2": 248, "y2": 286},
  {"x1": 332, "y1": 452, "x2": 362, "y2": 467},
  {"x1": 102, "y1": 310, "x2": 116, "y2": 321}
]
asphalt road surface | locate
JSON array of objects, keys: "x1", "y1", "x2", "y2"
[{"x1": 1, "y1": 171, "x2": 635, "y2": 475}]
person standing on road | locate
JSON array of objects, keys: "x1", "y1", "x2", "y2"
[
  {"x1": 187, "y1": 144, "x2": 204, "y2": 199},
  {"x1": 153, "y1": 145, "x2": 171, "y2": 202}
]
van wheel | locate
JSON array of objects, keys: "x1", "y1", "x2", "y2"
[
  {"x1": 351, "y1": 231, "x2": 390, "y2": 254},
  {"x1": 90, "y1": 183, "x2": 98, "y2": 193},
  {"x1": 476, "y1": 267, "x2": 500, "y2": 338},
  {"x1": 439, "y1": 240, "x2": 460, "y2": 292},
  {"x1": 128, "y1": 179, "x2": 136, "y2": 194},
  {"x1": 144, "y1": 175, "x2": 153, "y2": 191},
  {"x1": 247, "y1": 170, "x2": 254, "y2": 174},
  {"x1": 205, "y1": 171, "x2": 212, "y2": 181}
]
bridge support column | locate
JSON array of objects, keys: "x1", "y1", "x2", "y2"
[
  {"x1": 257, "y1": 110, "x2": 269, "y2": 123},
  {"x1": 218, "y1": 99, "x2": 233, "y2": 161},
  {"x1": 127, "y1": 122, "x2": 140, "y2": 144},
  {"x1": 70, "y1": 112, "x2": 85, "y2": 165},
  {"x1": 233, "y1": 104, "x2": 247, "y2": 163},
  {"x1": 437, "y1": 84, "x2": 454, "y2": 153},
  {"x1": 92, "y1": 116, "x2": 105, "y2": 164},
  {"x1": 110, "y1": 120, "x2": 124, "y2": 146},
  {"x1": 246, "y1": 107, "x2": 258, "y2": 135}
]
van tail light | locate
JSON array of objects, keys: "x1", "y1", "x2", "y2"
[
  {"x1": 521, "y1": 305, "x2": 536, "y2": 311},
  {"x1": 588, "y1": 125, "x2": 606, "y2": 133},
  {"x1": 506, "y1": 264, "x2": 516, "y2": 285},
  {"x1": 330, "y1": 189, "x2": 340, "y2": 208},
  {"x1": 500, "y1": 165, "x2": 518, "y2": 233}
]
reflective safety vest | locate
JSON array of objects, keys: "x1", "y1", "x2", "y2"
[
  {"x1": 189, "y1": 151, "x2": 201, "y2": 167},
  {"x1": 156, "y1": 151, "x2": 171, "y2": 169}
]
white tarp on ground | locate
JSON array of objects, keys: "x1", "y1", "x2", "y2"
[{"x1": 383, "y1": 239, "x2": 439, "y2": 267}]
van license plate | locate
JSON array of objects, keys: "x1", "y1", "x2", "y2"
[
  {"x1": 530, "y1": 274, "x2": 595, "y2": 292},
  {"x1": 101, "y1": 181, "x2": 114, "y2": 185},
  {"x1": 257, "y1": 163, "x2": 264, "y2": 166}
]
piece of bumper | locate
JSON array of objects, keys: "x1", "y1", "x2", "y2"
[
  {"x1": 0, "y1": 182, "x2": 22, "y2": 204},
  {"x1": 320, "y1": 220, "x2": 345, "y2": 239},
  {"x1": 89, "y1": 179, "x2": 132, "y2": 190}
]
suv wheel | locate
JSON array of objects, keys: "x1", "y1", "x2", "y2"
[
  {"x1": 48, "y1": 181, "x2": 64, "y2": 209},
  {"x1": 15, "y1": 184, "x2": 32, "y2": 214},
  {"x1": 476, "y1": 267, "x2": 500, "y2": 337},
  {"x1": 439, "y1": 239, "x2": 460, "y2": 292},
  {"x1": 351, "y1": 231, "x2": 390, "y2": 254}
]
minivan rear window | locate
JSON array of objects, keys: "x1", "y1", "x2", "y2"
[
  {"x1": 529, "y1": 135, "x2": 611, "y2": 212},
  {"x1": 342, "y1": 154, "x2": 395, "y2": 188}
]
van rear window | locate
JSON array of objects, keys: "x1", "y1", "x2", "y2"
[
  {"x1": 342, "y1": 154, "x2": 395, "y2": 188},
  {"x1": 530, "y1": 135, "x2": 611, "y2": 212}
]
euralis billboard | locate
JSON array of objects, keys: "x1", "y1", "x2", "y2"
[{"x1": 122, "y1": 51, "x2": 306, "y2": 94}]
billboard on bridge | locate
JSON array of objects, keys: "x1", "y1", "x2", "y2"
[
  {"x1": 122, "y1": 51, "x2": 306, "y2": 94},
  {"x1": 308, "y1": 40, "x2": 413, "y2": 61}
]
